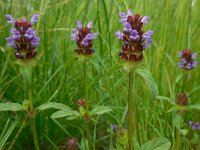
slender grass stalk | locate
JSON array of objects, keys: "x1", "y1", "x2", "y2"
[
  {"x1": 7, "y1": 117, "x2": 27, "y2": 150},
  {"x1": 83, "y1": 60, "x2": 93, "y2": 150},
  {"x1": 128, "y1": 71, "x2": 133, "y2": 150}
]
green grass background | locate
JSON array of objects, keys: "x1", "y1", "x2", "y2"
[{"x1": 0, "y1": 0, "x2": 200, "y2": 149}]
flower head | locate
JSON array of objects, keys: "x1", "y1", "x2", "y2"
[
  {"x1": 115, "y1": 10, "x2": 153, "y2": 62},
  {"x1": 189, "y1": 121, "x2": 200, "y2": 130},
  {"x1": 178, "y1": 50, "x2": 198, "y2": 70},
  {"x1": 176, "y1": 93, "x2": 188, "y2": 106},
  {"x1": 70, "y1": 21, "x2": 98, "y2": 56},
  {"x1": 5, "y1": 14, "x2": 40, "y2": 60},
  {"x1": 67, "y1": 138, "x2": 77, "y2": 150}
]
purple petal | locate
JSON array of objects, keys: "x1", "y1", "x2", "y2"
[
  {"x1": 5, "y1": 14, "x2": 15, "y2": 25},
  {"x1": 192, "y1": 61, "x2": 198, "y2": 67},
  {"x1": 146, "y1": 37, "x2": 153, "y2": 43},
  {"x1": 189, "y1": 121, "x2": 200, "y2": 130},
  {"x1": 119, "y1": 12, "x2": 127, "y2": 22},
  {"x1": 93, "y1": 32, "x2": 98, "y2": 39},
  {"x1": 31, "y1": 14, "x2": 39, "y2": 24},
  {"x1": 77, "y1": 20, "x2": 82, "y2": 29},
  {"x1": 115, "y1": 31, "x2": 123, "y2": 40},
  {"x1": 70, "y1": 34, "x2": 77, "y2": 41},
  {"x1": 186, "y1": 63, "x2": 192, "y2": 69},
  {"x1": 182, "y1": 58, "x2": 187, "y2": 64},
  {"x1": 127, "y1": 10, "x2": 132, "y2": 16},
  {"x1": 144, "y1": 30, "x2": 154, "y2": 36},
  {"x1": 81, "y1": 41, "x2": 89, "y2": 47},
  {"x1": 5, "y1": 37, "x2": 13, "y2": 43},
  {"x1": 191, "y1": 53, "x2": 197, "y2": 59},
  {"x1": 178, "y1": 52, "x2": 183, "y2": 57},
  {"x1": 123, "y1": 27, "x2": 132, "y2": 33},
  {"x1": 25, "y1": 28, "x2": 37, "y2": 39},
  {"x1": 123, "y1": 22, "x2": 131, "y2": 28},
  {"x1": 178, "y1": 62, "x2": 183, "y2": 68},
  {"x1": 119, "y1": 12, "x2": 126, "y2": 17},
  {"x1": 87, "y1": 22, "x2": 93, "y2": 28},
  {"x1": 141, "y1": 16, "x2": 150, "y2": 24}
]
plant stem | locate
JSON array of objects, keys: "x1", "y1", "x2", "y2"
[
  {"x1": 128, "y1": 71, "x2": 133, "y2": 150},
  {"x1": 28, "y1": 72, "x2": 40, "y2": 150},
  {"x1": 30, "y1": 118, "x2": 40, "y2": 150},
  {"x1": 7, "y1": 117, "x2": 27, "y2": 150},
  {"x1": 83, "y1": 60, "x2": 93, "y2": 150}
]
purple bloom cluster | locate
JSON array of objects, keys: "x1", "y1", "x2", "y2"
[
  {"x1": 189, "y1": 121, "x2": 200, "y2": 130},
  {"x1": 115, "y1": 10, "x2": 153, "y2": 62},
  {"x1": 70, "y1": 21, "x2": 98, "y2": 55},
  {"x1": 5, "y1": 14, "x2": 40, "y2": 60},
  {"x1": 178, "y1": 50, "x2": 198, "y2": 70}
]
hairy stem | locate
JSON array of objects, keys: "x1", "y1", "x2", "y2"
[
  {"x1": 28, "y1": 69, "x2": 40, "y2": 150},
  {"x1": 83, "y1": 60, "x2": 93, "y2": 150},
  {"x1": 128, "y1": 71, "x2": 133, "y2": 150}
]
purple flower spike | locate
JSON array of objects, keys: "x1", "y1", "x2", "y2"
[
  {"x1": 5, "y1": 14, "x2": 40, "y2": 60},
  {"x1": 115, "y1": 9, "x2": 153, "y2": 62},
  {"x1": 31, "y1": 14, "x2": 39, "y2": 24},
  {"x1": 189, "y1": 121, "x2": 200, "y2": 130},
  {"x1": 5, "y1": 14, "x2": 15, "y2": 25},
  {"x1": 177, "y1": 50, "x2": 198, "y2": 70},
  {"x1": 71, "y1": 21, "x2": 98, "y2": 56}
]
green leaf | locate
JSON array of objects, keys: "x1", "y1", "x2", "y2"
[
  {"x1": 0, "y1": 103, "x2": 24, "y2": 112},
  {"x1": 180, "y1": 129, "x2": 188, "y2": 136},
  {"x1": 136, "y1": 66, "x2": 158, "y2": 100},
  {"x1": 90, "y1": 106, "x2": 112, "y2": 116},
  {"x1": 37, "y1": 102, "x2": 70, "y2": 111},
  {"x1": 156, "y1": 96, "x2": 175, "y2": 105},
  {"x1": 141, "y1": 137, "x2": 171, "y2": 150},
  {"x1": 188, "y1": 104, "x2": 200, "y2": 111},
  {"x1": 51, "y1": 109, "x2": 80, "y2": 119}
]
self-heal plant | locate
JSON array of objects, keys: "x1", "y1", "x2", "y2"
[
  {"x1": 70, "y1": 21, "x2": 98, "y2": 150},
  {"x1": 4, "y1": 14, "x2": 40, "y2": 150},
  {"x1": 175, "y1": 50, "x2": 198, "y2": 149},
  {"x1": 115, "y1": 10, "x2": 154, "y2": 150}
]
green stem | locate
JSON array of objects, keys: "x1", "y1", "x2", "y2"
[
  {"x1": 28, "y1": 71, "x2": 40, "y2": 150},
  {"x1": 83, "y1": 60, "x2": 93, "y2": 150},
  {"x1": 30, "y1": 118, "x2": 40, "y2": 150},
  {"x1": 7, "y1": 117, "x2": 27, "y2": 150},
  {"x1": 128, "y1": 71, "x2": 133, "y2": 150}
]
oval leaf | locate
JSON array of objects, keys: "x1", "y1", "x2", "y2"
[
  {"x1": 90, "y1": 106, "x2": 112, "y2": 116},
  {"x1": 51, "y1": 109, "x2": 80, "y2": 119},
  {"x1": 37, "y1": 102, "x2": 70, "y2": 111},
  {"x1": 136, "y1": 66, "x2": 158, "y2": 100},
  {"x1": 0, "y1": 103, "x2": 24, "y2": 112},
  {"x1": 141, "y1": 137, "x2": 171, "y2": 150},
  {"x1": 188, "y1": 104, "x2": 200, "y2": 111}
]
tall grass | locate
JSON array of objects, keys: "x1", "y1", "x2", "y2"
[{"x1": 0, "y1": 0, "x2": 200, "y2": 149}]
